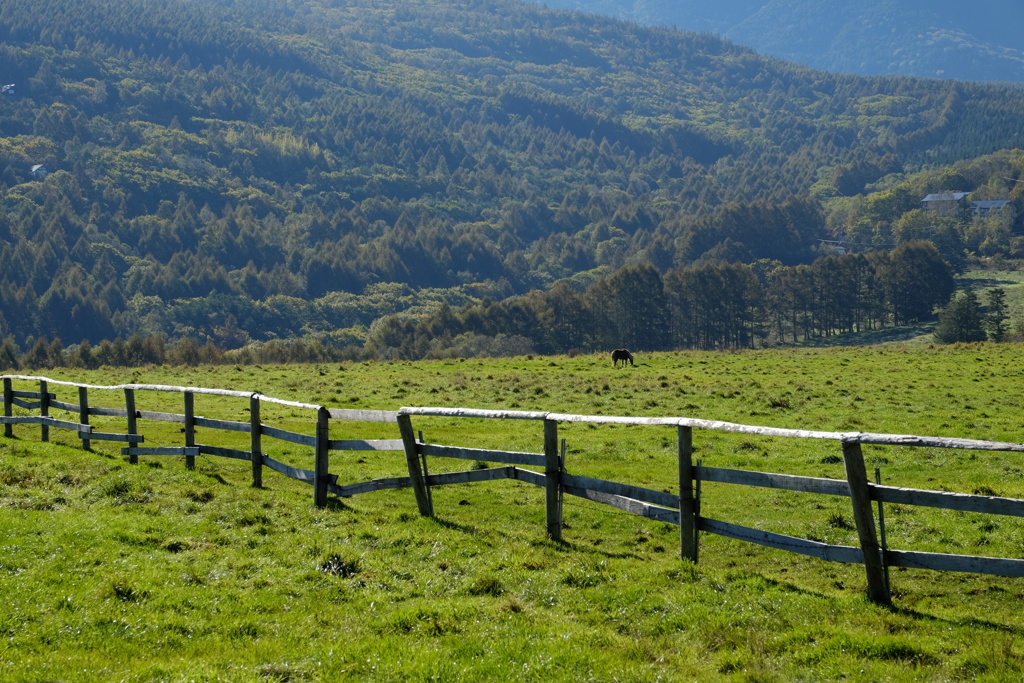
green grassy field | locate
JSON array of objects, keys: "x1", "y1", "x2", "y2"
[{"x1": 4, "y1": 344, "x2": 1024, "y2": 681}]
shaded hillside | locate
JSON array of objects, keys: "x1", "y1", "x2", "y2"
[
  {"x1": 536, "y1": 0, "x2": 1024, "y2": 82},
  {"x1": 1, "y1": 0, "x2": 1024, "y2": 351}
]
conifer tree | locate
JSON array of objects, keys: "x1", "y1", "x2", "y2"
[
  {"x1": 985, "y1": 287, "x2": 1008, "y2": 342},
  {"x1": 934, "y1": 290, "x2": 987, "y2": 344}
]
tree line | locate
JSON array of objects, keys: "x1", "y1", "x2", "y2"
[{"x1": 0, "y1": 240, "x2": 965, "y2": 370}]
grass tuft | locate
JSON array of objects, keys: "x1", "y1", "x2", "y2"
[{"x1": 319, "y1": 554, "x2": 361, "y2": 577}]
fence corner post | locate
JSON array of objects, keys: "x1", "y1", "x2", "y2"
[
  {"x1": 678, "y1": 425, "x2": 697, "y2": 562},
  {"x1": 544, "y1": 417, "x2": 563, "y2": 542},
  {"x1": 313, "y1": 406, "x2": 330, "y2": 507},
  {"x1": 2, "y1": 378, "x2": 11, "y2": 438},
  {"x1": 842, "y1": 440, "x2": 891, "y2": 606},
  {"x1": 397, "y1": 412, "x2": 433, "y2": 517},
  {"x1": 250, "y1": 394, "x2": 263, "y2": 488}
]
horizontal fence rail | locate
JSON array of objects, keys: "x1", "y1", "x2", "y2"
[{"x1": 5, "y1": 375, "x2": 1024, "y2": 605}]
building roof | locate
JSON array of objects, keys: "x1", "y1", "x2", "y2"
[{"x1": 922, "y1": 192, "x2": 969, "y2": 202}]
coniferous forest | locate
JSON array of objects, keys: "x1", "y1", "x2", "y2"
[{"x1": 2, "y1": 0, "x2": 1024, "y2": 366}]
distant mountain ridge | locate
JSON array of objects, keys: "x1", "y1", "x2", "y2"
[{"x1": 533, "y1": 0, "x2": 1024, "y2": 82}]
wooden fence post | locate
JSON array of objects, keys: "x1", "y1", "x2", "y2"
[
  {"x1": 397, "y1": 413, "x2": 433, "y2": 517},
  {"x1": 78, "y1": 386, "x2": 91, "y2": 451},
  {"x1": 2, "y1": 378, "x2": 11, "y2": 438},
  {"x1": 694, "y1": 458, "x2": 703, "y2": 564},
  {"x1": 183, "y1": 391, "x2": 195, "y2": 470},
  {"x1": 250, "y1": 394, "x2": 263, "y2": 488},
  {"x1": 418, "y1": 429, "x2": 434, "y2": 513},
  {"x1": 875, "y1": 467, "x2": 891, "y2": 596},
  {"x1": 842, "y1": 440, "x2": 891, "y2": 605},
  {"x1": 544, "y1": 417, "x2": 563, "y2": 541},
  {"x1": 558, "y1": 438, "x2": 566, "y2": 525},
  {"x1": 678, "y1": 425, "x2": 697, "y2": 562},
  {"x1": 124, "y1": 389, "x2": 137, "y2": 464},
  {"x1": 314, "y1": 406, "x2": 329, "y2": 507},
  {"x1": 39, "y1": 380, "x2": 49, "y2": 443}
]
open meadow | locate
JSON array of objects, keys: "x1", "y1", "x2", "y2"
[{"x1": 4, "y1": 343, "x2": 1024, "y2": 681}]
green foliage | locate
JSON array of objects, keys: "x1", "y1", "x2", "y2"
[
  {"x1": 2, "y1": 0, "x2": 1024, "y2": 351},
  {"x1": 934, "y1": 289, "x2": 987, "y2": 344}
]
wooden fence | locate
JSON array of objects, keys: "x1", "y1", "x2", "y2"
[{"x1": 5, "y1": 374, "x2": 1024, "y2": 605}]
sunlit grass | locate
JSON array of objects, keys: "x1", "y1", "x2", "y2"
[{"x1": 4, "y1": 344, "x2": 1024, "y2": 679}]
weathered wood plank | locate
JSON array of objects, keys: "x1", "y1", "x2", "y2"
[
  {"x1": 872, "y1": 485, "x2": 1024, "y2": 518},
  {"x1": 327, "y1": 408, "x2": 399, "y2": 423},
  {"x1": 11, "y1": 389, "x2": 53, "y2": 399},
  {"x1": 548, "y1": 413, "x2": 683, "y2": 426},
  {"x1": 886, "y1": 549, "x2": 1024, "y2": 577},
  {"x1": 698, "y1": 517, "x2": 865, "y2": 564},
  {"x1": 89, "y1": 406, "x2": 130, "y2": 418},
  {"x1": 545, "y1": 412, "x2": 1024, "y2": 452},
  {"x1": 561, "y1": 473, "x2": 678, "y2": 509},
  {"x1": 136, "y1": 409, "x2": 187, "y2": 423},
  {"x1": 48, "y1": 399, "x2": 80, "y2": 413},
  {"x1": 328, "y1": 438, "x2": 405, "y2": 452},
  {"x1": 512, "y1": 468, "x2": 546, "y2": 488},
  {"x1": 0, "y1": 415, "x2": 87, "y2": 431},
  {"x1": 0, "y1": 376, "x2": 321, "y2": 410},
  {"x1": 563, "y1": 484, "x2": 680, "y2": 523},
  {"x1": 421, "y1": 443, "x2": 545, "y2": 467},
  {"x1": 851, "y1": 433, "x2": 1024, "y2": 451},
  {"x1": 399, "y1": 406, "x2": 548, "y2": 421},
  {"x1": 261, "y1": 425, "x2": 317, "y2": 447},
  {"x1": 697, "y1": 466, "x2": 850, "y2": 497},
  {"x1": 250, "y1": 393, "x2": 321, "y2": 410},
  {"x1": 123, "y1": 447, "x2": 200, "y2": 457},
  {"x1": 329, "y1": 476, "x2": 413, "y2": 498},
  {"x1": 194, "y1": 416, "x2": 251, "y2": 433},
  {"x1": 7, "y1": 374, "x2": 1023, "y2": 451},
  {"x1": 263, "y1": 456, "x2": 334, "y2": 485},
  {"x1": 198, "y1": 445, "x2": 252, "y2": 461},
  {"x1": 11, "y1": 397, "x2": 41, "y2": 410},
  {"x1": 426, "y1": 467, "x2": 517, "y2": 487},
  {"x1": 87, "y1": 431, "x2": 145, "y2": 444}
]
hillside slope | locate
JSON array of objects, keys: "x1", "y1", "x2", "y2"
[{"x1": 534, "y1": 0, "x2": 1024, "y2": 82}]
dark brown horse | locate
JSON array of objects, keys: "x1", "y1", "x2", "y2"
[{"x1": 611, "y1": 348, "x2": 634, "y2": 367}]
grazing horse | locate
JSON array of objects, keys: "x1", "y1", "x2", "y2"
[{"x1": 611, "y1": 348, "x2": 634, "y2": 367}]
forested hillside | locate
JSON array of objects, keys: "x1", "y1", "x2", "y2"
[{"x1": 2, "y1": 0, "x2": 1024, "y2": 364}]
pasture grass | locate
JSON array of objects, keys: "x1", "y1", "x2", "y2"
[{"x1": 3, "y1": 344, "x2": 1024, "y2": 680}]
